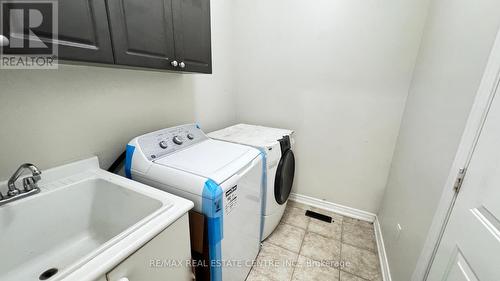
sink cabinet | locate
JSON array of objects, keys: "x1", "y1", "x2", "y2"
[
  {"x1": 106, "y1": 214, "x2": 192, "y2": 281},
  {"x1": 0, "y1": 157, "x2": 194, "y2": 281}
]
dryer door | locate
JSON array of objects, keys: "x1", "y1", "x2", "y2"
[{"x1": 274, "y1": 149, "x2": 295, "y2": 205}]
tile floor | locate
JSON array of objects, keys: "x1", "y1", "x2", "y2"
[{"x1": 246, "y1": 201, "x2": 382, "y2": 281}]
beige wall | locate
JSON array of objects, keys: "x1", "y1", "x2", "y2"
[
  {"x1": 0, "y1": 0, "x2": 235, "y2": 180},
  {"x1": 377, "y1": 0, "x2": 500, "y2": 279},
  {"x1": 231, "y1": 0, "x2": 430, "y2": 213}
]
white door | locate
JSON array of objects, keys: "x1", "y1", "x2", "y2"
[{"x1": 427, "y1": 83, "x2": 500, "y2": 281}]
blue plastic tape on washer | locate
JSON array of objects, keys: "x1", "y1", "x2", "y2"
[
  {"x1": 202, "y1": 179, "x2": 224, "y2": 281},
  {"x1": 257, "y1": 148, "x2": 267, "y2": 241},
  {"x1": 125, "y1": 144, "x2": 135, "y2": 179}
]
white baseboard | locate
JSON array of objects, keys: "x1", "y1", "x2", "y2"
[
  {"x1": 288, "y1": 193, "x2": 392, "y2": 281},
  {"x1": 288, "y1": 192, "x2": 376, "y2": 222},
  {"x1": 374, "y1": 217, "x2": 393, "y2": 281}
]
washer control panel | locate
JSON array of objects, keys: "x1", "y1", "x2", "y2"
[{"x1": 137, "y1": 124, "x2": 208, "y2": 161}]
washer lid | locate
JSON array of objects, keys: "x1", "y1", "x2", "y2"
[
  {"x1": 154, "y1": 139, "x2": 259, "y2": 182},
  {"x1": 208, "y1": 124, "x2": 293, "y2": 148}
]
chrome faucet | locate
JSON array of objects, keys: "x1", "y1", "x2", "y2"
[{"x1": 0, "y1": 163, "x2": 42, "y2": 206}]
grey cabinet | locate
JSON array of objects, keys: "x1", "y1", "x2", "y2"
[
  {"x1": 56, "y1": 0, "x2": 114, "y2": 63},
  {"x1": 106, "y1": 0, "x2": 176, "y2": 69},
  {"x1": 5, "y1": 0, "x2": 114, "y2": 63},
  {"x1": 172, "y1": 0, "x2": 212, "y2": 73},
  {"x1": 107, "y1": 0, "x2": 212, "y2": 73},
  {"x1": 8, "y1": 0, "x2": 212, "y2": 72}
]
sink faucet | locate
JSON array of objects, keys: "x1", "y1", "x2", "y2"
[{"x1": 0, "y1": 163, "x2": 42, "y2": 206}]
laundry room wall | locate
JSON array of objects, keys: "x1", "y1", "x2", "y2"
[
  {"x1": 230, "y1": 0, "x2": 430, "y2": 213},
  {"x1": 0, "y1": 0, "x2": 235, "y2": 181},
  {"x1": 377, "y1": 0, "x2": 500, "y2": 279}
]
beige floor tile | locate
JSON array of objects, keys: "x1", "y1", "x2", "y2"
[
  {"x1": 248, "y1": 203, "x2": 384, "y2": 281},
  {"x1": 342, "y1": 222, "x2": 377, "y2": 252},
  {"x1": 288, "y1": 200, "x2": 312, "y2": 210},
  {"x1": 307, "y1": 216, "x2": 342, "y2": 241},
  {"x1": 291, "y1": 255, "x2": 340, "y2": 281},
  {"x1": 266, "y1": 223, "x2": 306, "y2": 253},
  {"x1": 299, "y1": 232, "x2": 341, "y2": 262},
  {"x1": 341, "y1": 244, "x2": 382, "y2": 281},
  {"x1": 247, "y1": 242, "x2": 298, "y2": 281},
  {"x1": 246, "y1": 268, "x2": 270, "y2": 281},
  {"x1": 282, "y1": 206, "x2": 310, "y2": 229},
  {"x1": 340, "y1": 271, "x2": 368, "y2": 281},
  {"x1": 343, "y1": 217, "x2": 373, "y2": 229}
]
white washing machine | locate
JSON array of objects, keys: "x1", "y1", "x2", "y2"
[
  {"x1": 125, "y1": 124, "x2": 262, "y2": 281},
  {"x1": 208, "y1": 124, "x2": 295, "y2": 240}
]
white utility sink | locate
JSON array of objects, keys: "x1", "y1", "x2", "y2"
[{"x1": 0, "y1": 157, "x2": 194, "y2": 281}]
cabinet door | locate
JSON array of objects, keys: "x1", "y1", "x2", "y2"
[
  {"x1": 172, "y1": 0, "x2": 212, "y2": 73},
  {"x1": 107, "y1": 0, "x2": 176, "y2": 69},
  {"x1": 4, "y1": 0, "x2": 114, "y2": 63},
  {"x1": 57, "y1": 0, "x2": 114, "y2": 63},
  {"x1": 106, "y1": 214, "x2": 192, "y2": 281}
]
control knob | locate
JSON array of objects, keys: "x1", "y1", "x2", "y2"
[
  {"x1": 173, "y1": 136, "x2": 183, "y2": 145},
  {"x1": 187, "y1": 133, "x2": 194, "y2": 140},
  {"x1": 159, "y1": 141, "x2": 168, "y2": 149}
]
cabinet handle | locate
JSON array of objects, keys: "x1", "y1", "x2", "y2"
[
  {"x1": 170, "y1": 60, "x2": 178, "y2": 67},
  {"x1": 117, "y1": 278, "x2": 129, "y2": 281},
  {"x1": 0, "y1": 34, "x2": 9, "y2": 46},
  {"x1": 179, "y1": 61, "x2": 186, "y2": 69}
]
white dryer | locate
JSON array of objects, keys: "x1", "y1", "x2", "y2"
[
  {"x1": 208, "y1": 124, "x2": 295, "y2": 240},
  {"x1": 125, "y1": 124, "x2": 262, "y2": 281}
]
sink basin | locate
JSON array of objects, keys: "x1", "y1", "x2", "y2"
[{"x1": 0, "y1": 157, "x2": 193, "y2": 281}]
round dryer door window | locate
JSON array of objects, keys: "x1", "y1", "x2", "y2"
[{"x1": 274, "y1": 149, "x2": 295, "y2": 205}]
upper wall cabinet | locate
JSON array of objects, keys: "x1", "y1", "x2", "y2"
[
  {"x1": 8, "y1": 0, "x2": 114, "y2": 64},
  {"x1": 107, "y1": 0, "x2": 212, "y2": 73},
  {"x1": 6, "y1": 0, "x2": 211, "y2": 73},
  {"x1": 172, "y1": 0, "x2": 212, "y2": 73},
  {"x1": 106, "y1": 0, "x2": 176, "y2": 69},
  {"x1": 57, "y1": 0, "x2": 114, "y2": 63}
]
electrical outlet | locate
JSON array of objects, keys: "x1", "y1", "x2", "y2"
[{"x1": 395, "y1": 223, "x2": 402, "y2": 241}]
